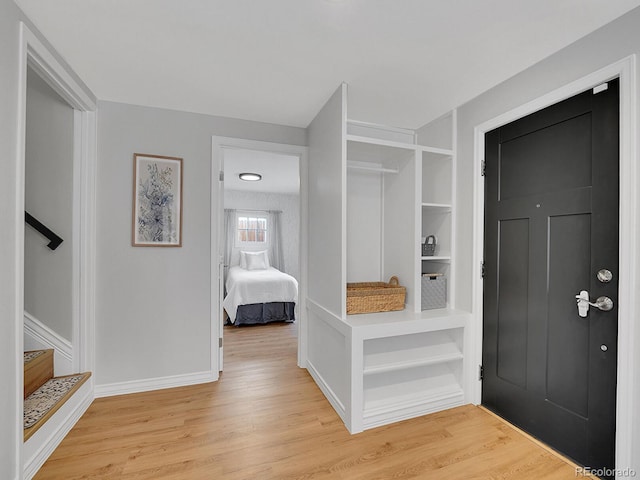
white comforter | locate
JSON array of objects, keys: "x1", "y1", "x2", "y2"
[{"x1": 223, "y1": 266, "x2": 298, "y2": 323}]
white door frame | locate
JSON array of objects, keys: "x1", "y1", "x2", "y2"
[
  {"x1": 469, "y1": 55, "x2": 637, "y2": 470},
  {"x1": 19, "y1": 23, "x2": 97, "y2": 375},
  {"x1": 211, "y1": 137, "x2": 309, "y2": 372},
  {"x1": 16, "y1": 22, "x2": 97, "y2": 475}
]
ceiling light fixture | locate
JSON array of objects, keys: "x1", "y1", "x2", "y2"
[{"x1": 239, "y1": 172, "x2": 262, "y2": 181}]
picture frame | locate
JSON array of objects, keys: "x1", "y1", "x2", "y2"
[{"x1": 132, "y1": 153, "x2": 183, "y2": 247}]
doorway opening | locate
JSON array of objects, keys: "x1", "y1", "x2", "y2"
[
  {"x1": 211, "y1": 137, "x2": 308, "y2": 374},
  {"x1": 23, "y1": 65, "x2": 76, "y2": 374},
  {"x1": 17, "y1": 22, "x2": 97, "y2": 477}
]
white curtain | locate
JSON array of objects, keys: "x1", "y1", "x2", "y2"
[
  {"x1": 268, "y1": 210, "x2": 284, "y2": 271},
  {"x1": 224, "y1": 209, "x2": 236, "y2": 275}
]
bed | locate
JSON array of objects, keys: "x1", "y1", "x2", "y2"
[{"x1": 223, "y1": 264, "x2": 298, "y2": 326}]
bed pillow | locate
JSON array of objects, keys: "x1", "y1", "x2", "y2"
[
  {"x1": 243, "y1": 250, "x2": 270, "y2": 270},
  {"x1": 239, "y1": 251, "x2": 264, "y2": 269}
]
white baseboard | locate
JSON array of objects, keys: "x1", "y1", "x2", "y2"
[
  {"x1": 95, "y1": 370, "x2": 218, "y2": 398},
  {"x1": 23, "y1": 377, "x2": 94, "y2": 480},
  {"x1": 306, "y1": 360, "x2": 349, "y2": 429},
  {"x1": 23, "y1": 312, "x2": 73, "y2": 376}
]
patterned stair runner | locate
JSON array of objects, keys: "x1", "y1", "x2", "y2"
[
  {"x1": 24, "y1": 373, "x2": 91, "y2": 433},
  {"x1": 24, "y1": 350, "x2": 45, "y2": 364}
]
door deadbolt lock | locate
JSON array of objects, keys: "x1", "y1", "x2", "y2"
[
  {"x1": 597, "y1": 269, "x2": 613, "y2": 283},
  {"x1": 576, "y1": 290, "x2": 614, "y2": 317}
]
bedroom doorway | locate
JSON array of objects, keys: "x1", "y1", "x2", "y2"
[{"x1": 211, "y1": 137, "x2": 308, "y2": 373}]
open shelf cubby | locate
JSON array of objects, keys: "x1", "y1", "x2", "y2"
[{"x1": 363, "y1": 329, "x2": 463, "y2": 375}]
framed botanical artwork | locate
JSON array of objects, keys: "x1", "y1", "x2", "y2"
[{"x1": 132, "y1": 153, "x2": 183, "y2": 247}]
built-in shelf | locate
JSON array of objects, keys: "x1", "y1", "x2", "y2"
[
  {"x1": 362, "y1": 384, "x2": 465, "y2": 431},
  {"x1": 347, "y1": 119, "x2": 416, "y2": 144},
  {"x1": 422, "y1": 202, "x2": 452, "y2": 210},
  {"x1": 362, "y1": 358, "x2": 465, "y2": 430},
  {"x1": 346, "y1": 135, "x2": 416, "y2": 170},
  {"x1": 346, "y1": 134, "x2": 416, "y2": 151},
  {"x1": 421, "y1": 256, "x2": 451, "y2": 262},
  {"x1": 364, "y1": 384, "x2": 464, "y2": 417},
  {"x1": 347, "y1": 160, "x2": 399, "y2": 174},
  {"x1": 418, "y1": 145, "x2": 454, "y2": 157},
  {"x1": 334, "y1": 111, "x2": 466, "y2": 434},
  {"x1": 364, "y1": 328, "x2": 463, "y2": 371},
  {"x1": 363, "y1": 352, "x2": 464, "y2": 376},
  {"x1": 344, "y1": 308, "x2": 468, "y2": 334}
]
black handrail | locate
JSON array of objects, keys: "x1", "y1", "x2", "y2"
[{"x1": 25, "y1": 212, "x2": 63, "y2": 250}]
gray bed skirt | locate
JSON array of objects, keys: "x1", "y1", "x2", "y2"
[{"x1": 232, "y1": 302, "x2": 295, "y2": 326}]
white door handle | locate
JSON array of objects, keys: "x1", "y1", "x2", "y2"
[{"x1": 576, "y1": 290, "x2": 590, "y2": 317}]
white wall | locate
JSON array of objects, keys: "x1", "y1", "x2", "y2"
[
  {"x1": 24, "y1": 68, "x2": 74, "y2": 341},
  {"x1": 416, "y1": 111, "x2": 453, "y2": 150},
  {"x1": 224, "y1": 190, "x2": 300, "y2": 280},
  {"x1": 95, "y1": 101, "x2": 306, "y2": 387},
  {"x1": 347, "y1": 170, "x2": 382, "y2": 282},
  {"x1": 453, "y1": 6, "x2": 640, "y2": 473},
  {"x1": 307, "y1": 84, "x2": 347, "y2": 317}
]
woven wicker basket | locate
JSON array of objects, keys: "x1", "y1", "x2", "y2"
[{"x1": 346, "y1": 276, "x2": 406, "y2": 315}]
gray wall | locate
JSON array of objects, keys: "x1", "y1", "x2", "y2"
[
  {"x1": 456, "y1": 8, "x2": 640, "y2": 311},
  {"x1": 0, "y1": 1, "x2": 24, "y2": 476},
  {"x1": 0, "y1": 0, "x2": 96, "y2": 477},
  {"x1": 224, "y1": 190, "x2": 300, "y2": 280},
  {"x1": 453, "y1": 6, "x2": 640, "y2": 471},
  {"x1": 24, "y1": 68, "x2": 74, "y2": 340},
  {"x1": 96, "y1": 101, "x2": 306, "y2": 386}
]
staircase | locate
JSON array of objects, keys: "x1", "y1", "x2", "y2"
[{"x1": 23, "y1": 349, "x2": 91, "y2": 441}]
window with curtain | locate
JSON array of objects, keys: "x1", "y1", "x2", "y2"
[
  {"x1": 225, "y1": 209, "x2": 283, "y2": 272},
  {"x1": 236, "y1": 212, "x2": 268, "y2": 246}
]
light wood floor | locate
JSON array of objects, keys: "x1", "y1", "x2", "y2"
[{"x1": 35, "y1": 322, "x2": 582, "y2": 479}]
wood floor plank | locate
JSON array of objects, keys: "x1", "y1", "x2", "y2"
[{"x1": 35, "y1": 322, "x2": 581, "y2": 479}]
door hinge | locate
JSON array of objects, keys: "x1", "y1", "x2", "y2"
[
  {"x1": 481, "y1": 261, "x2": 486, "y2": 278},
  {"x1": 219, "y1": 338, "x2": 223, "y2": 348},
  {"x1": 479, "y1": 365, "x2": 484, "y2": 381},
  {"x1": 481, "y1": 160, "x2": 486, "y2": 176},
  {"x1": 219, "y1": 171, "x2": 224, "y2": 182}
]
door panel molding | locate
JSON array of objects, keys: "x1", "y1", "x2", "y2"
[{"x1": 470, "y1": 55, "x2": 638, "y2": 469}]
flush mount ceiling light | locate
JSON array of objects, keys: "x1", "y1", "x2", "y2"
[{"x1": 239, "y1": 172, "x2": 262, "y2": 181}]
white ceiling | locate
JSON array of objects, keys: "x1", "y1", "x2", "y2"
[
  {"x1": 14, "y1": 0, "x2": 640, "y2": 129},
  {"x1": 223, "y1": 149, "x2": 299, "y2": 194}
]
